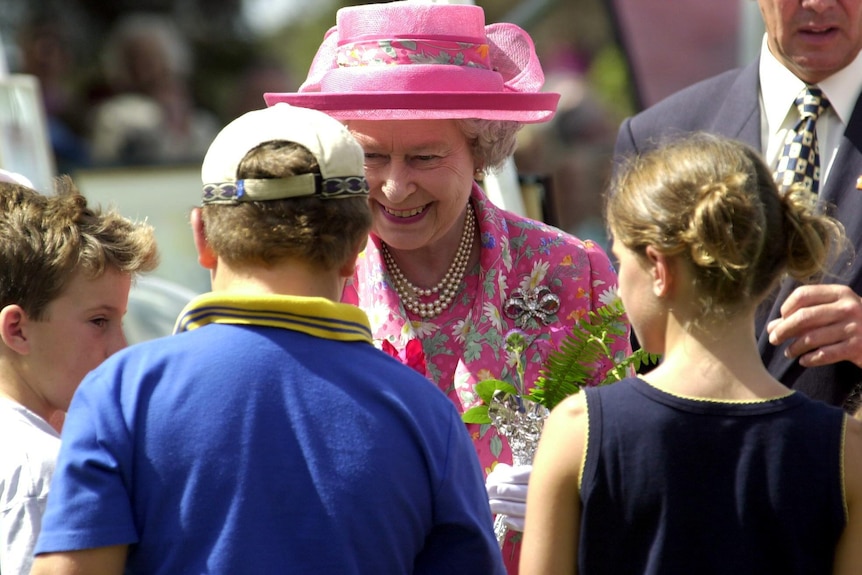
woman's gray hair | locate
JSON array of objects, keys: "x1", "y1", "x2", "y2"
[{"x1": 455, "y1": 119, "x2": 523, "y2": 172}]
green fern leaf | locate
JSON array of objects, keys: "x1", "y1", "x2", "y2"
[{"x1": 528, "y1": 298, "x2": 631, "y2": 410}]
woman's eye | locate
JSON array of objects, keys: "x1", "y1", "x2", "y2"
[{"x1": 364, "y1": 153, "x2": 387, "y2": 165}]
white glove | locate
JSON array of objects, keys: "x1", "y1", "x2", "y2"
[{"x1": 485, "y1": 463, "x2": 531, "y2": 532}]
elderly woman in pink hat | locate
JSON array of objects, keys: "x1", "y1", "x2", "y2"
[{"x1": 266, "y1": 2, "x2": 630, "y2": 571}]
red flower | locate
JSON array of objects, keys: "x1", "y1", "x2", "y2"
[{"x1": 381, "y1": 338, "x2": 427, "y2": 377}]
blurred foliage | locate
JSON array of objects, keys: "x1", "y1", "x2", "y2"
[{"x1": 588, "y1": 44, "x2": 637, "y2": 122}]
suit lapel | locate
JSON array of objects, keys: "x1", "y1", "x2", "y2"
[
  {"x1": 823, "y1": 90, "x2": 862, "y2": 210},
  {"x1": 709, "y1": 60, "x2": 762, "y2": 147}
]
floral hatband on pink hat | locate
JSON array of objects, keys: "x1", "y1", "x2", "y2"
[{"x1": 264, "y1": 1, "x2": 559, "y2": 123}]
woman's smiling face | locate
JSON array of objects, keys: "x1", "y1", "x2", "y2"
[{"x1": 347, "y1": 119, "x2": 477, "y2": 252}]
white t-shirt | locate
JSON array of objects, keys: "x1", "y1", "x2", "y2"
[{"x1": 0, "y1": 397, "x2": 60, "y2": 574}]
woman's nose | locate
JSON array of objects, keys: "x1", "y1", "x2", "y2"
[{"x1": 380, "y1": 163, "x2": 416, "y2": 203}]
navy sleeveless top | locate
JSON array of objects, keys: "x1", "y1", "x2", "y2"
[{"x1": 579, "y1": 377, "x2": 846, "y2": 575}]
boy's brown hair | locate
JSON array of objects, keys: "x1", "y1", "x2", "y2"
[
  {"x1": 201, "y1": 141, "x2": 371, "y2": 270},
  {"x1": 198, "y1": 104, "x2": 372, "y2": 271},
  {"x1": 0, "y1": 176, "x2": 159, "y2": 320}
]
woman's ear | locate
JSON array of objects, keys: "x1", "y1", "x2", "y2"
[
  {"x1": 0, "y1": 304, "x2": 30, "y2": 355},
  {"x1": 190, "y1": 208, "x2": 218, "y2": 270},
  {"x1": 644, "y1": 245, "x2": 673, "y2": 298}
]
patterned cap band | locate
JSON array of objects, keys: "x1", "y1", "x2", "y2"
[
  {"x1": 336, "y1": 38, "x2": 491, "y2": 70},
  {"x1": 202, "y1": 174, "x2": 369, "y2": 205}
]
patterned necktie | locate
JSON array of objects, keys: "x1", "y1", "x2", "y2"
[{"x1": 774, "y1": 86, "x2": 830, "y2": 195}]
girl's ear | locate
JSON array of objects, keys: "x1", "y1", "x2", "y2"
[
  {"x1": 644, "y1": 245, "x2": 673, "y2": 298},
  {"x1": 190, "y1": 208, "x2": 218, "y2": 270},
  {"x1": 0, "y1": 304, "x2": 30, "y2": 355}
]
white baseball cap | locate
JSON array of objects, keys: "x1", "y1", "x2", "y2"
[{"x1": 200, "y1": 103, "x2": 368, "y2": 204}]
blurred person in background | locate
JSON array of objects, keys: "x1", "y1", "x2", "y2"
[
  {"x1": 223, "y1": 56, "x2": 296, "y2": 120},
  {"x1": 15, "y1": 13, "x2": 91, "y2": 173},
  {"x1": 87, "y1": 12, "x2": 219, "y2": 166},
  {"x1": 514, "y1": 47, "x2": 619, "y2": 247}
]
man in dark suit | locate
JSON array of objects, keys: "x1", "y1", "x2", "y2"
[{"x1": 614, "y1": 0, "x2": 862, "y2": 408}]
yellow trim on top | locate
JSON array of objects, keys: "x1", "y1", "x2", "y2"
[
  {"x1": 841, "y1": 415, "x2": 849, "y2": 523},
  {"x1": 642, "y1": 379, "x2": 796, "y2": 405},
  {"x1": 579, "y1": 395, "x2": 589, "y2": 494}
]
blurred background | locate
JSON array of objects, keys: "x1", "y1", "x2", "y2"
[{"x1": 0, "y1": 0, "x2": 763, "y2": 340}]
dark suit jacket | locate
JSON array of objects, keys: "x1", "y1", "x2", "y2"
[{"x1": 614, "y1": 59, "x2": 862, "y2": 408}]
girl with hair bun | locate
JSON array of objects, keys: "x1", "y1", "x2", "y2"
[{"x1": 520, "y1": 133, "x2": 862, "y2": 575}]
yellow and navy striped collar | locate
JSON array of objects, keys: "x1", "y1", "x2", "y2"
[{"x1": 173, "y1": 292, "x2": 372, "y2": 343}]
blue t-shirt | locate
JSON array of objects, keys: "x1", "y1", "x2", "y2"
[
  {"x1": 36, "y1": 294, "x2": 504, "y2": 574},
  {"x1": 579, "y1": 377, "x2": 846, "y2": 575}
]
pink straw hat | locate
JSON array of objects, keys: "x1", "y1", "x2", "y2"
[{"x1": 264, "y1": 1, "x2": 559, "y2": 123}]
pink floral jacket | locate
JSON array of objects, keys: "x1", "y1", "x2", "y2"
[{"x1": 343, "y1": 184, "x2": 630, "y2": 571}]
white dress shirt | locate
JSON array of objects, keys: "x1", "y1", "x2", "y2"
[{"x1": 759, "y1": 34, "x2": 862, "y2": 187}]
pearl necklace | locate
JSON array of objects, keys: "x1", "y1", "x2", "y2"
[{"x1": 382, "y1": 204, "x2": 476, "y2": 319}]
